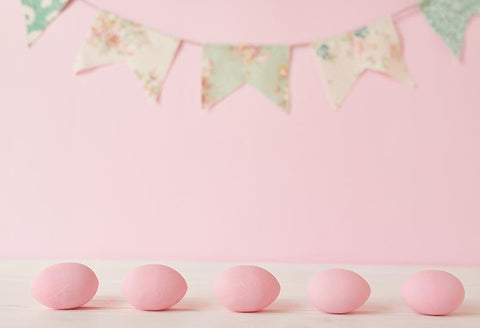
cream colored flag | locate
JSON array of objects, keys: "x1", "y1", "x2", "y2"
[
  {"x1": 311, "y1": 17, "x2": 414, "y2": 109},
  {"x1": 74, "y1": 11, "x2": 180, "y2": 101}
]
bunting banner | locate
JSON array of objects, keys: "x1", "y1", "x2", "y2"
[
  {"x1": 419, "y1": 0, "x2": 480, "y2": 59},
  {"x1": 311, "y1": 18, "x2": 414, "y2": 109},
  {"x1": 21, "y1": 0, "x2": 479, "y2": 111},
  {"x1": 74, "y1": 11, "x2": 180, "y2": 100},
  {"x1": 202, "y1": 45, "x2": 290, "y2": 110},
  {"x1": 22, "y1": 0, "x2": 71, "y2": 45}
]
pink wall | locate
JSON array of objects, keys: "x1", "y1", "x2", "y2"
[{"x1": 1, "y1": 0, "x2": 480, "y2": 265}]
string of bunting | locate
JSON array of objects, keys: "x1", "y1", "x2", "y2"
[{"x1": 21, "y1": 0, "x2": 479, "y2": 110}]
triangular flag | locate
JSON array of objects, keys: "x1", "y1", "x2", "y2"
[
  {"x1": 74, "y1": 11, "x2": 180, "y2": 101},
  {"x1": 311, "y1": 17, "x2": 414, "y2": 109},
  {"x1": 202, "y1": 45, "x2": 290, "y2": 111},
  {"x1": 420, "y1": 0, "x2": 480, "y2": 59},
  {"x1": 22, "y1": 0, "x2": 71, "y2": 45}
]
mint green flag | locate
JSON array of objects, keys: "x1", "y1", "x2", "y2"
[
  {"x1": 202, "y1": 45, "x2": 290, "y2": 111},
  {"x1": 22, "y1": 0, "x2": 71, "y2": 46},
  {"x1": 420, "y1": 0, "x2": 480, "y2": 59}
]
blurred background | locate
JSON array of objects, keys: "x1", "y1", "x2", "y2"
[{"x1": 1, "y1": 0, "x2": 479, "y2": 264}]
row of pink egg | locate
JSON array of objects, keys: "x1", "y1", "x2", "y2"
[{"x1": 31, "y1": 263, "x2": 465, "y2": 316}]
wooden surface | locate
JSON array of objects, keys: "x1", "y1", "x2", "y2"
[{"x1": 1, "y1": 260, "x2": 479, "y2": 327}]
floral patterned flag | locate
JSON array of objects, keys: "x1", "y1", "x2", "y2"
[
  {"x1": 22, "y1": 0, "x2": 71, "y2": 45},
  {"x1": 74, "y1": 11, "x2": 180, "y2": 101},
  {"x1": 311, "y1": 18, "x2": 414, "y2": 109},
  {"x1": 420, "y1": 0, "x2": 480, "y2": 59},
  {"x1": 202, "y1": 45, "x2": 290, "y2": 111}
]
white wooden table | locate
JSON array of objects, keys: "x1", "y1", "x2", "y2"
[{"x1": 1, "y1": 260, "x2": 479, "y2": 327}]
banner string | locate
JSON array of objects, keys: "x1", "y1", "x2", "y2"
[
  {"x1": 78, "y1": 0, "x2": 420, "y2": 47},
  {"x1": 79, "y1": 0, "x2": 102, "y2": 11}
]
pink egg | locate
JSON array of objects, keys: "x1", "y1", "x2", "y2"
[
  {"x1": 215, "y1": 265, "x2": 280, "y2": 312},
  {"x1": 122, "y1": 264, "x2": 187, "y2": 311},
  {"x1": 401, "y1": 270, "x2": 465, "y2": 315},
  {"x1": 308, "y1": 268, "x2": 371, "y2": 314},
  {"x1": 31, "y1": 262, "x2": 98, "y2": 310}
]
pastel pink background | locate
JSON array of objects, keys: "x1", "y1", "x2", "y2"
[{"x1": 1, "y1": 0, "x2": 479, "y2": 264}]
